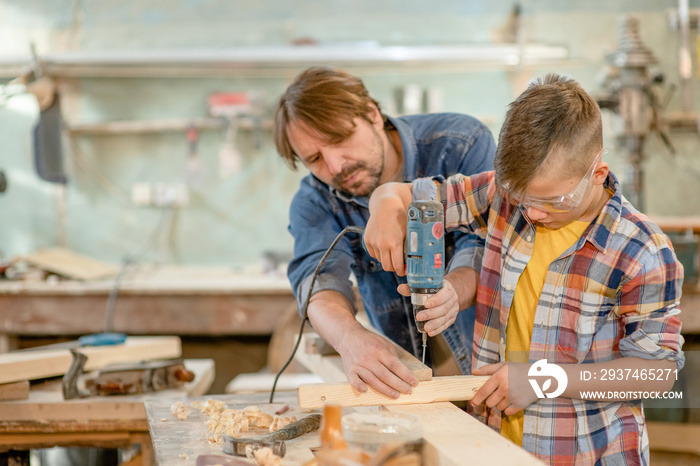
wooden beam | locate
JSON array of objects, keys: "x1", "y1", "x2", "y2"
[
  {"x1": 647, "y1": 421, "x2": 700, "y2": 456},
  {"x1": 0, "y1": 336, "x2": 182, "y2": 384},
  {"x1": 297, "y1": 375, "x2": 489, "y2": 409},
  {"x1": 0, "y1": 381, "x2": 29, "y2": 401},
  {"x1": 21, "y1": 247, "x2": 119, "y2": 280}
]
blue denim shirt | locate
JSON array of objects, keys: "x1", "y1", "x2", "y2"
[{"x1": 287, "y1": 113, "x2": 496, "y2": 373}]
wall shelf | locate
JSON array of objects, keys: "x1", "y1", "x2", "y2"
[
  {"x1": 0, "y1": 43, "x2": 569, "y2": 78},
  {"x1": 67, "y1": 116, "x2": 271, "y2": 135}
]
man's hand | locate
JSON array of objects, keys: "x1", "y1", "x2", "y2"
[
  {"x1": 470, "y1": 362, "x2": 537, "y2": 416},
  {"x1": 336, "y1": 326, "x2": 419, "y2": 399}
]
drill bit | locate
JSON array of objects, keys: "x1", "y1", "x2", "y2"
[{"x1": 421, "y1": 333, "x2": 427, "y2": 366}]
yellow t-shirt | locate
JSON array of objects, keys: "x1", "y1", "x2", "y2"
[{"x1": 500, "y1": 220, "x2": 589, "y2": 445}]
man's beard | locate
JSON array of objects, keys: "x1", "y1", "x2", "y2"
[
  {"x1": 331, "y1": 125, "x2": 385, "y2": 197},
  {"x1": 332, "y1": 162, "x2": 383, "y2": 197}
]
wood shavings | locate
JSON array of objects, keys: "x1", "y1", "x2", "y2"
[
  {"x1": 269, "y1": 415, "x2": 297, "y2": 432},
  {"x1": 193, "y1": 398, "x2": 228, "y2": 415},
  {"x1": 248, "y1": 410, "x2": 274, "y2": 428},
  {"x1": 170, "y1": 401, "x2": 190, "y2": 420},
  {"x1": 248, "y1": 446, "x2": 281, "y2": 466},
  {"x1": 206, "y1": 406, "x2": 277, "y2": 444}
]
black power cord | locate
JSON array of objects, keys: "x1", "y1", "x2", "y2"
[{"x1": 269, "y1": 225, "x2": 365, "y2": 403}]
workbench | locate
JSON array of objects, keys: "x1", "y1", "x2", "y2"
[
  {"x1": 0, "y1": 358, "x2": 215, "y2": 466},
  {"x1": 144, "y1": 391, "x2": 545, "y2": 466},
  {"x1": 0, "y1": 265, "x2": 295, "y2": 346}
]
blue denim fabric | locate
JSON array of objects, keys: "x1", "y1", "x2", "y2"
[{"x1": 287, "y1": 113, "x2": 496, "y2": 374}]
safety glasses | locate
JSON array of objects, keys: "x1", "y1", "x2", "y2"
[{"x1": 507, "y1": 148, "x2": 606, "y2": 214}]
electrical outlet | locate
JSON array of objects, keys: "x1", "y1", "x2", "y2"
[
  {"x1": 153, "y1": 183, "x2": 189, "y2": 207},
  {"x1": 131, "y1": 183, "x2": 152, "y2": 206}
]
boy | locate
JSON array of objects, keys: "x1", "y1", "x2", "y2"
[{"x1": 363, "y1": 74, "x2": 684, "y2": 464}]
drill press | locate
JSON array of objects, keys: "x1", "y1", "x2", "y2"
[{"x1": 405, "y1": 200, "x2": 445, "y2": 366}]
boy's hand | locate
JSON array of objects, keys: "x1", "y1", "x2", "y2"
[
  {"x1": 470, "y1": 362, "x2": 538, "y2": 415},
  {"x1": 397, "y1": 279, "x2": 460, "y2": 336},
  {"x1": 365, "y1": 183, "x2": 413, "y2": 276}
]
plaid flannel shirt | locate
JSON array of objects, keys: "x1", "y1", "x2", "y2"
[{"x1": 416, "y1": 171, "x2": 685, "y2": 465}]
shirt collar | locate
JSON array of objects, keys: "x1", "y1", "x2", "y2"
[
  {"x1": 384, "y1": 115, "x2": 418, "y2": 183},
  {"x1": 582, "y1": 172, "x2": 623, "y2": 253}
]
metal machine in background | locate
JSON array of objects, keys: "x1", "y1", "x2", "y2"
[
  {"x1": 406, "y1": 200, "x2": 445, "y2": 366},
  {"x1": 596, "y1": 6, "x2": 699, "y2": 213},
  {"x1": 595, "y1": 15, "x2": 669, "y2": 213}
]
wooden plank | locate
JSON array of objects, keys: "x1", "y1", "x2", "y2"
[
  {"x1": 0, "y1": 381, "x2": 29, "y2": 401},
  {"x1": 297, "y1": 375, "x2": 489, "y2": 409},
  {"x1": 0, "y1": 336, "x2": 181, "y2": 384},
  {"x1": 22, "y1": 247, "x2": 119, "y2": 280},
  {"x1": 295, "y1": 333, "x2": 432, "y2": 384}
]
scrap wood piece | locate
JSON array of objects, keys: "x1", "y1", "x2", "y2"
[
  {"x1": 297, "y1": 375, "x2": 489, "y2": 409},
  {"x1": 0, "y1": 336, "x2": 182, "y2": 385},
  {"x1": 0, "y1": 380, "x2": 30, "y2": 401},
  {"x1": 22, "y1": 247, "x2": 119, "y2": 280}
]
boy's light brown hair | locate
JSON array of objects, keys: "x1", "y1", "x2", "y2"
[
  {"x1": 495, "y1": 73, "x2": 603, "y2": 195},
  {"x1": 273, "y1": 67, "x2": 382, "y2": 170}
]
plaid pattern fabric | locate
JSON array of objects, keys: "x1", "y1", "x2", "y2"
[{"x1": 423, "y1": 171, "x2": 685, "y2": 465}]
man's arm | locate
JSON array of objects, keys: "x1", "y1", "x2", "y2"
[
  {"x1": 289, "y1": 183, "x2": 419, "y2": 398},
  {"x1": 306, "y1": 290, "x2": 418, "y2": 398}
]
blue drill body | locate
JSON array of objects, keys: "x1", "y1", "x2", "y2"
[{"x1": 406, "y1": 200, "x2": 445, "y2": 364}]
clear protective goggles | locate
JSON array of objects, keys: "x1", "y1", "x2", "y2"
[{"x1": 507, "y1": 148, "x2": 606, "y2": 214}]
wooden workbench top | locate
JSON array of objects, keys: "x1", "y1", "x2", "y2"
[{"x1": 145, "y1": 392, "x2": 318, "y2": 466}]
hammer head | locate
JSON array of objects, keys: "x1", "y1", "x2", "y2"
[{"x1": 221, "y1": 436, "x2": 286, "y2": 458}]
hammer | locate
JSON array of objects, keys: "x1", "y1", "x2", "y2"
[{"x1": 222, "y1": 414, "x2": 322, "y2": 457}]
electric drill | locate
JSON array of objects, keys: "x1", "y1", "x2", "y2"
[{"x1": 405, "y1": 199, "x2": 445, "y2": 366}]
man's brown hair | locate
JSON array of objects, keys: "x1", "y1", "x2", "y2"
[
  {"x1": 273, "y1": 67, "x2": 381, "y2": 170},
  {"x1": 494, "y1": 73, "x2": 603, "y2": 195}
]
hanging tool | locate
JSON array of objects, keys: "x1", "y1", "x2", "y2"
[
  {"x1": 222, "y1": 414, "x2": 321, "y2": 457},
  {"x1": 405, "y1": 200, "x2": 445, "y2": 366},
  {"x1": 27, "y1": 43, "x2": 66, "y2": 184}
]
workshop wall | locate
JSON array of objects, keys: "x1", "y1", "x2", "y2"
[{"x1": 1, "y1": 0, "x2": 699, "y2": 267}]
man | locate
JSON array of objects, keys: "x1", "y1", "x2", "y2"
[
  {"x1": 364, "y1": 74, "x2": 684, "y2": 463},
  {"x1": 273, "y1": 67, "x2": 496, "y2": 398}
]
